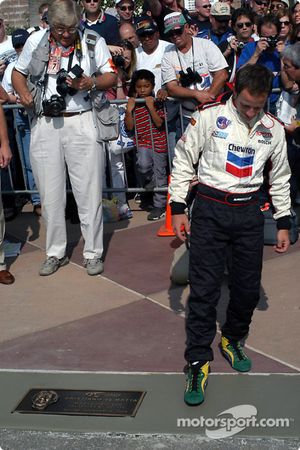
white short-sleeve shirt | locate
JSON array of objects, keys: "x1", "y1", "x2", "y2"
[
  {"x1": 15, "y1": 29, "x2": 116, "y2": 112},
  {"x1": 161, "y1": 37, "x2": 228, "y2": 116}
]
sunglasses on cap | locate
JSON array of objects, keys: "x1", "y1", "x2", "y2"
[
  {"x1": 167, "y1": 27, "x2": 184, "y2": 38},
  {"x1": 236, "y1": 21, "x2": 252, "y2": 28},
  {"x1": 254, "y1": 0, "x2": 268, "y2": 5},
  {"x1": 119, "y1": 5, "x2": 134, "y2": 11}
]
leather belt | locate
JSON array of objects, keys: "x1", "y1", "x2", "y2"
[
  {"x1": 43, "y1": 110, "x2": 91, "y2": 118},
  {"x1": 197, "y1": 183, "x2": 259, "y2": 206}
]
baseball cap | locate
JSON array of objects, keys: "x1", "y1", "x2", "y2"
[
  {"x1": 135, "y1": 17, "x2": 157, "y2": 36},
  {"x1": 12, "y1": 28, "x2": 29, "y2": 48},
  {"x1": 115, "y1": 0, "x2": 134, "y2": 4},
  {"x1": 164, "y1": 12, "x2": 187, "y2": 34},
  {"x1": 210, "y1": 2, "x2": 231, "y2": 21}
]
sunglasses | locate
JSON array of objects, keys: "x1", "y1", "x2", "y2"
[
  {"x1": 53, "y1": 26, "x2": 78, "y2": 35},
  {"x1": 202, "y1": 4, "x2": 211, "y2": 8},
  {"x1": 280, "y1": 20, "x2": 290, "y2": 25},
  {"x1": 167, "y1": 28, "x2": 184, "y2": 38},
  {"x1": 84, "y1": 0, "x2": 99, "y2": 3},
  {"x1": 236, "y1": 21, "x2": 252, "y2": 28},
  {"x1": 119, "y1": 5, "x2": 134, "y2": 11},
  {"x1": 254, "y1": 0, "x2": 268, "y2": 5},
  {"x1": 270, "y1": 3, "x2": 285, "y2": 8},
  {"x1": 139, "y1": 31, "x2": 155, "y2": 38}
]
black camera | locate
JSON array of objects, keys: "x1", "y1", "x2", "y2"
[
  {"x1": 179, "y1": 67, "x2": 202, "y2": 88},
  {"x1": 112, "y1": 54, "x2": 126, "y2": 69},
  {"x1": 266, "y1": 36, "x2": 278, "y2": 48},
  {"x1": 42, "y1": 95, "x2": 66, "y2": 117},
  {"x1": 56, "y1": 64, "x2": 84, "y2": 97}
]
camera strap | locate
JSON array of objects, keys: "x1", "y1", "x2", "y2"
[{"x1": 176, "y1": 39, "x2": 196, "y2": 75}]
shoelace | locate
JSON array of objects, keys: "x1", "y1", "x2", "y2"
[
  {"x1": 230, "y1": 342, "x2": 247, "y2": 361},
  {"x1": 188, "y1": 365, "x2": 203, "y2": 392}
]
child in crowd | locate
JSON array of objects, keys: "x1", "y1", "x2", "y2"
[{"x1": 125, "y1": 69, "x2": 168, "y2": 221}]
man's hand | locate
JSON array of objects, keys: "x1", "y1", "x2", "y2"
[
  {"x1": 19, "y1": 91, "x2": 34, "y2": 108},
  {"x1": 66, "y1": 74, "x2": 94, "y2": 91},
  {"x1": 0, "y1": 142, "x2": 12, "y2": 169},
  {"x1": 254, "y1": 38, "x2": 269, "y2": 56},
  {"x1": 156, "y1": 88, "x2": 168, "y2": 101},
  {"x1": 274, "y1": 229, "x2": 290, "y2": 253},
  {"x1": 172, "y1": 213, "x2": 190, "y2": 242},
  {"x1": 193, "y1": 90, "x2": 215, "y2": 105}
]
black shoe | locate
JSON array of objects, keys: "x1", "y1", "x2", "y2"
[{"x1": 147, "y1": 207, "x2": 165, "y2": 221}]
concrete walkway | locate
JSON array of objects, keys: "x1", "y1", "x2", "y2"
[{"x1": 0, "y1": 201, "x2": 299, "y2": 449}]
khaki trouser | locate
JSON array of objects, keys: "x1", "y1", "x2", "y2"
[{"x1": 30, "y1": 110, "x2": 105, "y2": 260}]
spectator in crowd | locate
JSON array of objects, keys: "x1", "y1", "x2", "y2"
[
  {"x1": 136, "y1": 17, "x2": 172, "y2": 94},
  {"x1": 0, "y1": 104, "x2": 14, "y2": 285},
  {"x1": 119, "y1": 22, "x2": 140, "y2": 48},
  {"x1": 269, "y1": 0, "x2": 289, "y2": 16},
  {"x1": 219, "y1": 0, "x2": 235, "y2": 15},
  {"x1": 249, "y1": 0, "x2": 269, "y2": 17},
  {"x1": 277, "y1": 10, "x2": 294, "y2": 45},
  {"x1": 170, "y1": 64, "x2": 291, "y2": 406},
  {"x1": 125, "y1": 69, "x2": 168, "y2": 221},
  {"x1": 143, "y1": 0, "x2": 192, "y2": 40},
  {"x1": 0, "y1": 17, "x2": 17, "y2": 79},
  {"x1": 12, "y1": 0, "x2": 117, "y2": 276},
  {"x1": 161, "y1": 12, "x2": 228, "y2": 131},
  {"x1": 1, "y1": 29, "x2": 41, "y2": 216},
  {"x1": 204, "y1": 3, "x2": 233, "y2": 47},
  {"x1": 27, "y1": 2, "x2": 50, "y2": 33},
  {"x1": 237, "y1": 14, "x2": 282, "y2": 112},
  {"x1": 81, "y1": 0, "x2": 120, "y2": 45},
  {"x1": 115, "y1": 0, "x2": 135, "y2": 25},
  {"x1": 194, "y1": 0, "x2": 212, "y2": 35},
  {"x1": 222, "y1": 8, "x2": 255, "y2": 83},
  {"x1": 291, "y1": 23, "x2": 300, "y2": 42},
  {"x1": 0, "y1": 17, "x2": 19, "y2": 221},
  {"x1": 292, "y1": 1, "x2": 300, "y2": 25},
  {"x1": 106, "y1": 40, "x2": 136, "y2": 220},
  {"x1": 281, "y1": 43, "x2": 300, "y2": 203}
]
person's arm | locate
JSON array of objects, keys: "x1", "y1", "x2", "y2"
[
  {"x1": 169, "y1": 109, "x2": 205, "y2": 241},
  {"x1": 268, "y1": 125, "x2": 291, "y2": 254},
  {"x1": 165, "y1": 80, "x2": 215, "y2": 104},
  {"x1": 12, "y1": 69, "x2": 33, "y2": 108},
  {"x1": 124, "y1": 97, "x2": 135, "y2": 130},
  {"x1": 0, "y1": 84, "x2": 9, "y2": 104},
  {"x1": 0, "y1": 105, "x2": 12, "y2": 169},
  {"x1": 208, "y1": 68, "x2": 228, "y2": 98},
  {"x1": 238, "y1": 39, "x2": 268, "y2": 68},
  {"x1": 145, "y1": 96, "x2": 163, "y2": 128}
]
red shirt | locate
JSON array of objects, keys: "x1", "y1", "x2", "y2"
[{"x1": 133, "y1": 103, "x2": 168, "y2": 153}]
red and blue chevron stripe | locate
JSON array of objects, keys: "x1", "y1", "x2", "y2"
[{"x1": 226, "y1": 151, "x2": 254, "y2": 178}]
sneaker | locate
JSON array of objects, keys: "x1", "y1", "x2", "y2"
[
  {"x1": 39, "y1": 256, "x2": 69, "y2": 276},
  {"x1": 118, "y1": 203, "x2": 133, "y2": 220},
  {"x1": 85, "y1": 257, "x2": 104, "y2": 276},
  {"x1": 220, "y1": 336, "x2": 252, "y2": 372},
  {"x1": 184, "y1": 361, "x2": 210, "y2": 406},
  {"x1": 147, "y1": 207, "x2": 165, "y2": 221},
  {"x1": 134, "y1": 193, "x2": 141, "y2": 204}
]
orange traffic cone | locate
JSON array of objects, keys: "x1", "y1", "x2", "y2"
[{"x1": 157, "y1": 176, "x2": 176, "y2": 237}]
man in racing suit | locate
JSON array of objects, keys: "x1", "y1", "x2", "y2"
[{"x1": 169, "y1": 64, "x2": 291, "y2": 406}]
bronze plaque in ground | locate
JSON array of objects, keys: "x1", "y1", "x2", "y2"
[{"x1": 13, "y1": 389, "x2": 146, "y2": 417}]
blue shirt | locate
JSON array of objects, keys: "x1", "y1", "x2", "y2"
[
  {"x1": 237, "y1": 42, "x2": 281, "y2": 104},
  {"x1": 199, "y1": 29, "x2": 233, "y2": 47},
  {"x1": 83, "y1": 13, "x2": 120, "y2": 45}
]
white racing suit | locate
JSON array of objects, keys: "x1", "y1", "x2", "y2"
[{"x1": 169, "y1": 97, "x2": 291, "y2": 363}]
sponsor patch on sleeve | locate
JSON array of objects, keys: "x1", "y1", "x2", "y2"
[{"x1": 190, "y1": 118, "x2": 197, "y2": 126}]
